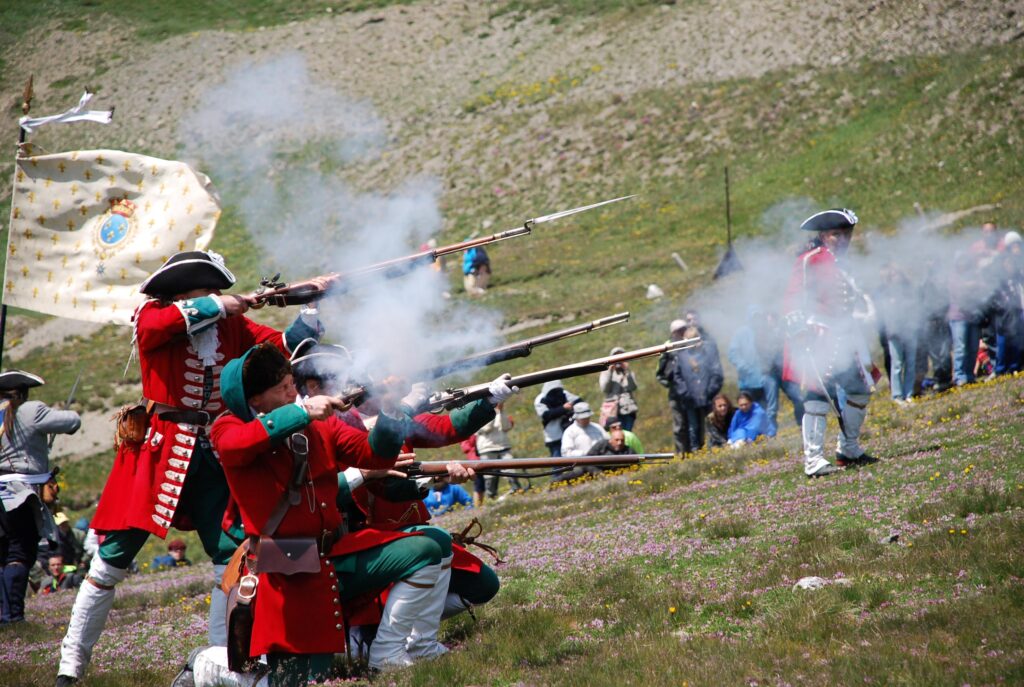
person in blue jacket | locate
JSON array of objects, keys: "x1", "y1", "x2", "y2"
[
  {"x1": 423, "y1": 478, "x2": 475, "y2": 516},
  {"x1": 727, "y1": 391, "x2": 772, "y2": 446},
  {"x1": 728, "y1": 305, "x2": 778, "y2": 436},
  {"x1": 462, "y1": 246, "x2": 491, "y2": 296}
]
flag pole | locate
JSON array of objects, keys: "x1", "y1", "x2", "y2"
[
  {"x1": 0, "y1": 76, "x2": 33, "y2": 367},
  {"x1": 724, "y1": 165, "x2": 732, "y2": 246}
]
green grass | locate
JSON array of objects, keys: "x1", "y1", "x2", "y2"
[{"x1": 0, "y1": 0, "x2": 418, "y2": 58}]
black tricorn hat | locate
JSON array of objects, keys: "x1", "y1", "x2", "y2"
[
  {"x1": 800, "y1": 208, "x2": 859, "y2": 232},
  {"x1": 0, "y1": 370, "x2": 45, "y2": 391},
  {"x1": 290, "y1": 339, "x2": 353, "y2": 385},
  {"x1": 139, "y1": 250, "x2": 236, "y2": 297},
  {"x1": 242, "y1": 344, "x2": 291, "y2": 399}
]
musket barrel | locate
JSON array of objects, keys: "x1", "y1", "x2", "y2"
[
  {"x1": 421, "y1": 311, "x2": 630, "y2": 381},
  {"x1": 409, "y1": 453, "x2": 673, "y2": 475},
  {"x1": 248, "y1": 197, "x2": 631, "y2": 308},
  {"x1": 424, "y1": 336, "x2": 701, "y2": 411}
]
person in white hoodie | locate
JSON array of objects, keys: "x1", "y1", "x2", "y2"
[
  {"x1": 475, "y1": 403, "x2": 527, "y2": 498},
  {"x1": 553, "y1": 403, "x2": 609, "y2": 483},
  {"x1": 532, "y1": 380, "x2": 581, "y2": 457}
]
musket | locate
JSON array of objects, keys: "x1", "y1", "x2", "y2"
[
  {"x1": 48, "y1": 370, "x2": 82, "y2": 450},
  {"x1": 405, "y1": 453, "x2": 674, "y2": 478},
  {"x1": 333, "y1": 337, "x2": 700, "y2": 411},
  {"x1": 421, "y1": 311, "x2": 630, "y2": 380},
  {"x1": 246, "y1": 195, "x2": 635, "y2": 308},
  {"x1": 423, "y1": 337, "x2": 701, "y2": 412}
]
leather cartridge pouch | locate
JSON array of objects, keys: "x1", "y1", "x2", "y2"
[
  {"x1": 113, "y1": 402, "x2": 149, "y2": 447},
  {"x1": 251, "y1": 536, "x2": 320, "y2": 575},
  {"x1": 226, "y1": 574, "x2": 259, "y2": 673}
]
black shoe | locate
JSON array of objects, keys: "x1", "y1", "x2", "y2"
[
  {"x1": 55, "y1": 676, "x2": 78, "y2": 687},
  {"x1": 836, "y1": 452, "x2": 879, "y2": 468}
]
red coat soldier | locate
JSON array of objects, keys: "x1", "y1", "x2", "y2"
[
  {"x1": 289, "y1": 342, "x2": 513, "y2": 661},
  {"x1": 213, "y1": 343, "x2": 446, "y2": 682},
  {"x1": 782, "y1": 209, "x2": 880, "y2": 477},
  {"x1": 57, "y1": 252, "x2": 327, "y2": 686}
]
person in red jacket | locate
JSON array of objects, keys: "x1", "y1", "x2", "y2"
[
  {"x1": 57, "y1": 252, "x2": 329, "y2": 686},
  {"x1": 782, "y1": 209, "x2": 879, "y2": 478},
  {"x1": 289, "y1": 342, "x2": 512, "y2": 662},
  {"x1": 213, "y1": 343, "x2": 449, "y2": 682}
]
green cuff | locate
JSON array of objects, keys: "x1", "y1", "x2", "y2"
[
  {"x1": 449, "y1": 398, "x2": 496, "y2": 437},
  {"x1": 367, "y1": 411, "x2": 408, "y2": 458},
  {"x1": 336, "y1": 474, "x2": 354, "y2": 509},
  {"x1": 258, "y1": 404, "x2": 310, "y2": 442},
  {"x1": 178, "y1": 295, "x2": 224, "y2": 334}
]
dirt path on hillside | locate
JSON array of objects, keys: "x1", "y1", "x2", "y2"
[{"x1": 3, "y1": 0, "x2": 1019, "y2": 174}]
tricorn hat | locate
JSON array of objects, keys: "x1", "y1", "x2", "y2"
[
  {"x1": 0, "y1": 370, "x2": 45, "y2": 391},
  {"x1": 800, "y1": 208, "x2": 858, "y2": 232},
  {"x1": 139, "y1": 250, "x2": 236, "y2": 298},
  {"x1": 290, "y1": 338, "x2": 353, "y2": 385}
]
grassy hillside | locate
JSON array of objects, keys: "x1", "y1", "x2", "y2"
[
  {"x1": 0, "y1": 2, "x2": 1022, "y2": 684},
  {"x1": 4, "y1": 374, "x2": 1022, "y2": 686},
  {"x1": 6, "y1": 39, "x2": 1022, "y2": 461}
]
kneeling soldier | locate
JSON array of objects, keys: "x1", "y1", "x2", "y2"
[{"x1": 212, "y1": 344, "x2": 446, "y2": 684}]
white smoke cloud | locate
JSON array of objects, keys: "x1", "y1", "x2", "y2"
[
  {"x1": 180, "y1": 52, "x2": 502, "y2": 379},
  {"x1": 685, "y1": 199, "x2": 1007, "y2": 382}
]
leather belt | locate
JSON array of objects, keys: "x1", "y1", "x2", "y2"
[{"x1": 145, "y1": 400, "x2": 212, "y2": 427}]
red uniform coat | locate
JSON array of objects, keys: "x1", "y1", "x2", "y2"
[
  {"x1": 91, "y1": 300, "x2": 289, "y2": 538},
  {"x1": 782, "y1": 245, "x2": 873, "y2": 391},
  {"x1": 346, "y1": 410, "x2": 487, "y2": 576},
  {"x1": 212, "y1": 409, "x2": 414, "y2": 657},
  {"x1": 355, "y1": 411, "x2": 471, "y2": 531},
  {"x1": 340, "y1": 410, "x2": 488, "y2": 626}
]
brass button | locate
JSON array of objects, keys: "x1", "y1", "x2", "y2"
[
  {"x1": 267, "y1": 419, "x2": 274, "y2": 428},
  {"x1": 333, "y1": 598, "x2": 339, "y2": 605},
  {"x1": 320, "y1": 502, "x2": 327, "y2": 508},
  {"x1": 328, "y1": 572, "x2": 335, "y2": 579},
  {"x1": 331, "y1": 585, "x2": 337, "y2": 592},
  {"x1": 335, "y1": 624, "x2": 342, "y2": 630},
  {"x1": 334, "y1": 611, "x2": 340, "y2": 617}
]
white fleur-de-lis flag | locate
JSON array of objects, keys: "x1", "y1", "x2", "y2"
[{"x1": 3, "y1": 149, "x2": 221, "y2": 325}]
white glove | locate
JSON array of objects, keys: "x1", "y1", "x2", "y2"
[
  {"x1": 487, "y1": 373, "x2": 520, "y2": 405},
  {"x1": 400, "y1": 382, "x2": 430, "y2": 414}
]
